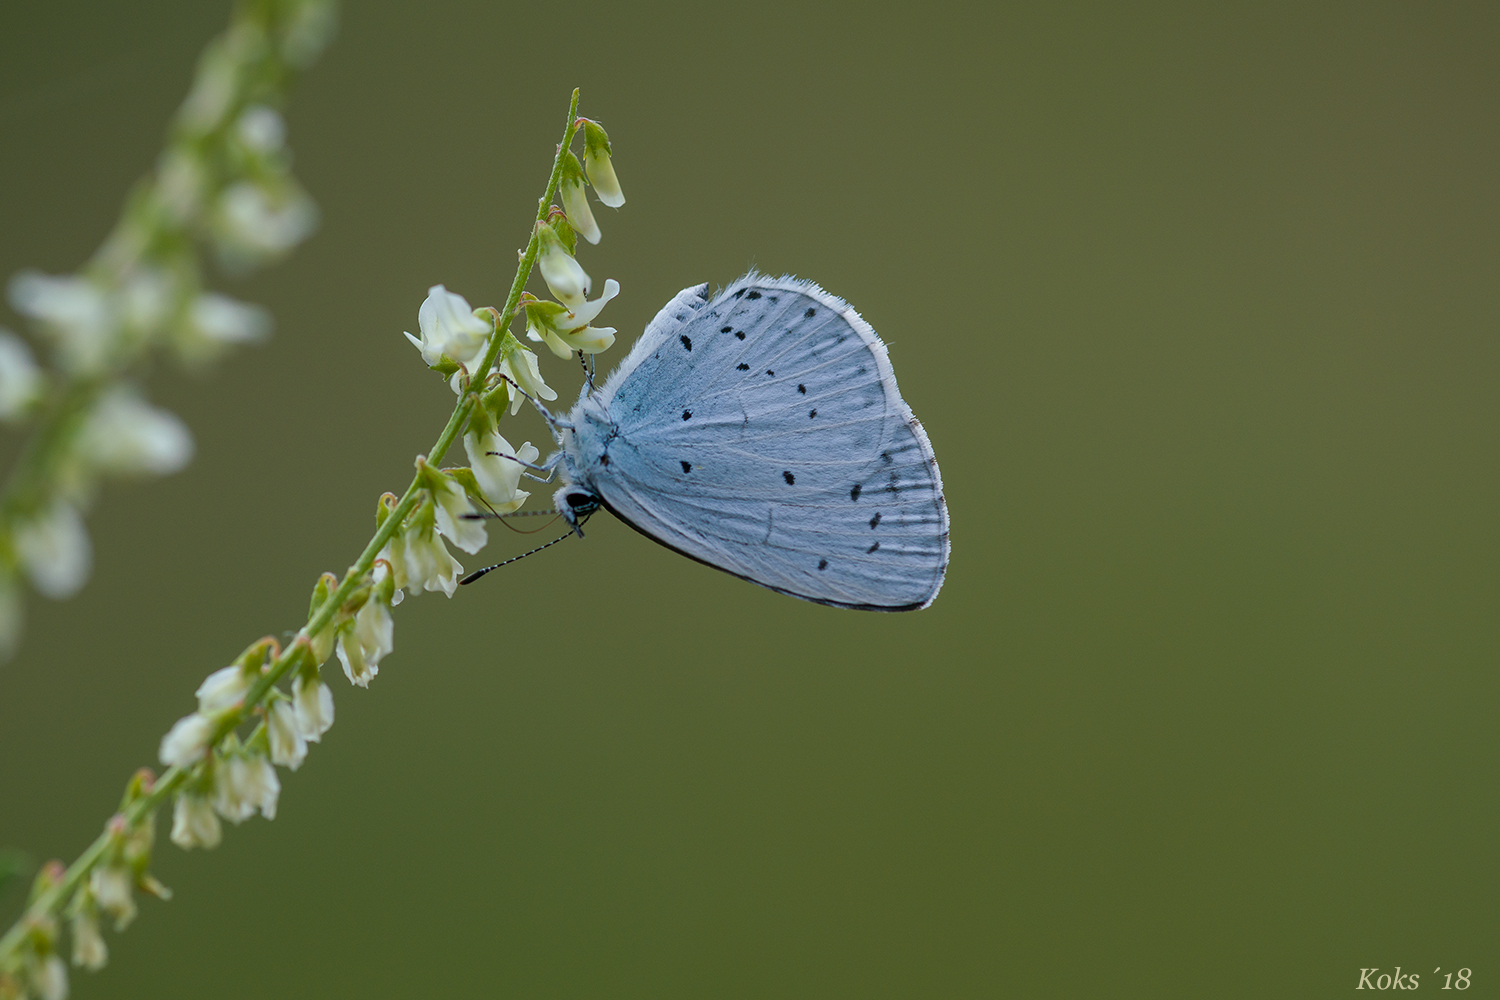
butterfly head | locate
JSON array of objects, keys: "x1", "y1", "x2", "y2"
[{"x1": 552, "y1": 485, "x2": 600, "y2": 537}]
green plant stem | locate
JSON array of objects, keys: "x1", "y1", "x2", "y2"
[{"x1": 0, "y1": 86, "x2": 583, "y2": 972}]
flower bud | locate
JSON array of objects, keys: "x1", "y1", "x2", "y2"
[
  {"x1": 582, "y1": 121, "x2": 625, "y2": 207},
  {"x1": 397, "y1": 502, "x2": 463, "y2": 598},
  {"x1": 266, "y1": 700, "x2": 306, "y2": 770},
  {"x1": 31, "y1": 953, "x2": 68, "y2": 1000},
  {"x1": 536, "y1": 222, "x2": 590, "y2": 307},
  {"x1": 292, "y1": 667, "x2": 334, "y2": 740},
  {"x1": 8, "y1": 271, "x2": 118, "y2": 374},
  {"x1": 194, "y1": 665, "x2": 251, "y2": 715},
  {"x1": 306, "y1": 572, "x2": 339, "y2": 664},
  {"x1": 559, "y1": 152, "x2": 600, "y2": 245},
  {"x1": 169, "y1": 793, "x2": 221, "y2": 850},
  {"x1": 13, "y1": 502, "x2": 91, "y2": 601},
  {"x1": 88, "y1": 866, "x2": 136, "y2": 932},
  {"x1": 213, "y1": 747, "x2": 280, "y2": 823},
  {"x1": 336, "y1": 590, "x2": 393, "y2": 688},
  {"x1": 213, "y1": 180, "x2": 318, "y2": 266},
  {"x1": 495, "y1": 346, "x2": 557, "y2": 415},
  {"x1": 0, "y1": 329, "x2": 43, "y2": 422},
  {"x1": 419, "y1": 458, "x2": 486, "y2": 555},
  {"x1": 234, "y1": 105, "x2": 286, "y2": 156},
  {"x1": 76, "y1": 386, "x2": 194, "y2": 478},
  {"x1": 71, "y1": 902, "x2": 107, "y2": 971},
  {"x1": 185, "y1": 292, "x2": 271, "y2": 348},
  {"x1": 464, "y1": 428, "x2": 537, "y2": 514},
  {"x1": 158, "y1": 713, "x2": 213, "y2": 769}
]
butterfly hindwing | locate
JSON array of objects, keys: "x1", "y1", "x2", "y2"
[{"x1": 589, "y1": 274, "x2": 948, "y2": 610}]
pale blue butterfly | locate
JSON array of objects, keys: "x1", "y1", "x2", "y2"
[{"x1": 477, "y1": 272, "x2": 949, "y2": 611}]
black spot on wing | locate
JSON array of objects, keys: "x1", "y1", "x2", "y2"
[
  {"x1": 867, "y1": 542, "x2": 880, "y2": 554},
  {"x1": 735, "y1": 331, "x2": 745, "y2": 340},
  {"x1": 680, "y1": 334, "x2": 692, "y2": 351},
  {"x1": 599, "y1": 454, "x2": 609, "y2": 466},
  {"x1": 766, "y1": 370, "x2": 774, "y2": 376},
  {"x1": 808, "y1": 409, "x2": 817, "y2": 418},
  {"x1": 736, "y1": 363, "x2": 750, "y2": 371},
  {"x1": 720, "y1": 326, "x2": 733, "y2": 333},
  {"x1": 783, "y1": 471, "x2": 795, "y2": 485},
  {"x1": 869, "y1": 512, "x2": 881, "y2": 529},
  {"x1": 681, "y1": 460, "x2": 692, "y2": 473},
  {"x1": 805, "y1": 307, "x2": 816, "y2": 317},
  {"x1": 797, "y1": 384, "x2": 806, "y2": 394},
  {"x1": 817, "y1": 558, "x2": 828, "y2": 570},
  {"x1": 747, "y1": 290, "x2": 761, "y2": 300},
  {"x1": 733, "y1": 289, "x2": 745, "y2": 299},
  {"x1": 682, "y1": 409, "x2": 691, "y2": 421},
  {"x1": 850, "y1": 484, "x2": 862, "y2": 502}
]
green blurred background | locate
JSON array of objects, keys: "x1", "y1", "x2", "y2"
[{"x1": 2, "y1": 2, "x2": 1496, "y2": 996}]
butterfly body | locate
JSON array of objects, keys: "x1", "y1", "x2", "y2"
[{"x1": 551, "y1": 273, "x2": 949, "y2": 611}]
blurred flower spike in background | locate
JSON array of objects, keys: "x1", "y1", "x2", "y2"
[
  {"x1": 0, "y1": 0, "x2": 338, "y2": 665},
  {"x1": 0, "y1": 70, "x2": 626, "y2": 995}
]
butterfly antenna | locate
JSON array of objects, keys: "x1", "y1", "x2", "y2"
[
  {"x1": 461, "y1": 507, "x2": 565, "y2": 533},
  {"x1": 459, "y1": 521, "x2": 582, "y2": 585}
]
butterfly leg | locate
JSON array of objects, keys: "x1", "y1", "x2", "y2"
[
  {"x1": 486, "y1": 449, "x2": 560, "y2": 483},
  {"x1": 494, "y1": 374, "x2": 573, "y2": 431}
]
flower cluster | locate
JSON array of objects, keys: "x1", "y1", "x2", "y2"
[
  {"x1": 0, "y1": 92, "x2": 625, "y2": 1000},
  {"x1": 0, "y1": 0, "x2": 335, "y2": 665}
]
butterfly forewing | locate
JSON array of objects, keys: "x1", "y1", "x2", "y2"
[{"x1": 591, "y1": 274, "x2": 948, "y2": 610}]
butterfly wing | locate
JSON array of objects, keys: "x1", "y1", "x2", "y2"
[{"x1": 594, "y1": 273, "x2": 949, "y2": 610}]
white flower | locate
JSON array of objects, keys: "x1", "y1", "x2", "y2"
[
  {"x1": 71, "y1": 906, "x2": 107, "y2": 970},
  {"x1": 375, "y1": 538, "x2": 407, "y2": 606},
  {"x1": 552, "y1": 324, "x2": 616, "y2": 357},
  {"x1": 279, "y1": 0, "x2": 339, "y2": 68},
  {"x1": 14, "y1": 502, "x2": 91, "y2": 600},
  {"x1": 292, "y1": 672, "x2": 334, "y2": 740},
  {"x1": 76, "y1": 387, "x2": 194, "y2": 478},
  {"x1": 0, "y1": 329, "x2": 42, "y2": 421},
  {"x1": 188, "y1": 292, "x2": 271, "y2": 345},
  {"x1": 169, "y1": 793, "x2": 221, "y2": 850},
  {"x1": 195, "y1": 664, "x2": 252, "y2": 714},
  {"x1": 400, "y1": 517, "x2": 463, "y2": 598},
  {"x1": 554, "y1": 278, "x2": 619, "y2": 331},
  {"x1": 33, "y1": 953, "x2": 68, "y2": 1000},
  {"x1": 178, "y1": 45, "x2": 238, "y2": 133},
  {"x1": 496, "y1": 347, "x2": 557, "y2": 415},
  {"x1": 159, "y1": 712, "x2": 213, "y2": 768},
  {"x1": 0, "y1": 574, "x2": 22, "y2": 662},
  {"x1": 154, "y1": 149, "x2": 206, "y2": 223},
  {"x1": 536, "y1": 223, "x2": 590, "y2": 307},
  {"x1": 235, "y1": 105, "x2": 286, "y2": 155},
  {"x1": 403, "y1": 285, "x2": 491, "y2": 371},
  {"x1": 89, "y1": 866, "x2": 136, "y2": 932},
  {"x1": 214, "y1": 751, "x2": 280, "y2": 823},
  {"x1": 465, "y1": 429, "x2": 536, "y2": 513},
  {"x1": 336, "y1": 594, "x2": 393, "y2": 688},
  {"x1": 560, "y1": 165, "x2": 600, "y2": 245},
  {"x1": 430, "y1": 473, "x2": 486, "y2": 554},
  {"x1": 267, "y1": 700, "x2": 307, "y2": 770},
  {"x1": 7, "y1": 271, "x2": 117, "y2": 374},
  {"x1": 582, "y1": 122, "x2": 625, "y2": 208},
  {"x1": 118, "y1": 268, "x2": 176, "y2": 337},
  {"x1": 216, "y1": 181, "x2": 318, "y2": 260},
  {"x1": 524, "y1": 283, "x2": 618, "y2": 359}
]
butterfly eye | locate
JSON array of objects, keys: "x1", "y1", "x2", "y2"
[{"x1": 564, "y1": 492, "x2": 596, "y2": 511}]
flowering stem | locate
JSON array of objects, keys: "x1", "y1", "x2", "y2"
[{"x1": 0, "y1": 87, "x2": 583, "y2": 976}]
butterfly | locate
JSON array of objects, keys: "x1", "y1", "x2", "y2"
[{"x1": 487, "y1": 273, "x2": 949, "y2": 611}]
